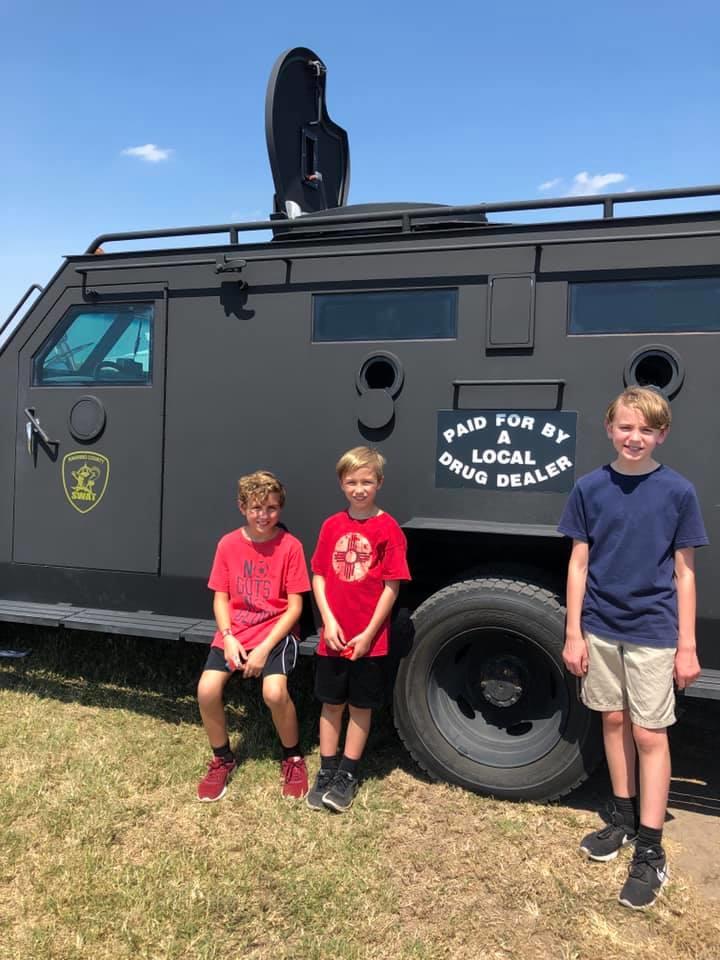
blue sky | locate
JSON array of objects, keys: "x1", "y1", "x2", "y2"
[{"x1": 2, "y1": 0, "x2": 719, "y2": 324}]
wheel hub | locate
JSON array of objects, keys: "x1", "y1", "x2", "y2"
[{"x1": 478, "y1": 654, "x2": 527, "y2": 707}]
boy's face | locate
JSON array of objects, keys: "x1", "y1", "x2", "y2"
[
  {"x1": 340, "y1": 466, "x2": 382, "y2": 517},
  {"x1": 606, "y1": 402, "x2": 666, "y2": 469},
  {"x1": 239, "y1": 493, "x2": 282, "y2": 541}
]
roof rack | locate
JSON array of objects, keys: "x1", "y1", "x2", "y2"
[{"x1": 83, "y1": 184, "x2": 720, "y2": 255}]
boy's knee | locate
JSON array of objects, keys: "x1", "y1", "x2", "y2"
[
  {"x1": 602, "y1": 709, "x2": 628, "y2": 731},
  {"x1": 348, "y1": 704, "x2": 372, "y2": 720},
  {"x1": 632, "y1": 724, "x2": 668, "y2": 752},
  {"x1": 263, "y1": 678, "x2": 290, "y2": 709},
  {"x1": 197, "y1": 672, "x2": 223, "y2": 705},
  {"x1": 322, "y1": 701, "x2": 346, "y2": 717}
]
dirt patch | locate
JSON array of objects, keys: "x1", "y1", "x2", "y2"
[{"x1": 666, "y1": 696, "x2": 720, "y2": 900}]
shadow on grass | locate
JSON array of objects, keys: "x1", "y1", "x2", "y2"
[
  {"x1": 19, "y1": 627, "x2": 720, "y2": 814},
  {"x1": 0, "y1": 624, "x2": 421, "y2": 782}
]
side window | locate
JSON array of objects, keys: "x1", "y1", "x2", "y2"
[
  {"x1": 33, "y1": 304, "x2": 153, "y2": 385},
  {"x1": 313, "y1": 288, "x2": 457, "y2": 342},
  {"x1": 569, "y1": 277, "x2": 720, "y2": 334}
]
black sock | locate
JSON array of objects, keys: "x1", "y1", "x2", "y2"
[
  {"x1": 212, "y1": 742, "x2": 234, "y2": 763},
  {"x1": 282, "y1": 743, "x2": 303, "y2": 760},
  {"x1": 636, "y1": 824, "x2": 663, "y2": 852},
  {"x1": 338, "y1": 755, "x2": 359, "y2": 777},
  {"x1": 320, "y1": 753, "x2": 340, "y2": 772},
  {"x1": 613, "y1": 795, "x2": 638, "y2": 831}
]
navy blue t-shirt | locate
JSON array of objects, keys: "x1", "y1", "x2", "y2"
[{"x1": 558, "y1": 464, "x2": 708, "y2": 648}]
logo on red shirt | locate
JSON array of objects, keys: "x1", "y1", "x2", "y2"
[{"x1": 332, "y1": 533, "x2": 373, "y2": 582}]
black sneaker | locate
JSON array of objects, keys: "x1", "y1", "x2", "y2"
[
  {"x1": 580, "y1": 805, "x2": 637, "y2": 862},
  {"x1": 322, "y1": 770, "x2": 359, "y2": 813},
  {"x1": 618, "y1": 846, "x2": 668, "y2": 910},
  {"x1": 306, "y1": 767, "x2": 337, "y2": 810}
]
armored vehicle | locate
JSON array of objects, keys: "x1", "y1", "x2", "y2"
[{"x1": 1, "y1": 47, "x2": 719, "y2": 801}]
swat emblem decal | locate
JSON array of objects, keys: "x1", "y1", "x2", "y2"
[
  {"x1": 436, "y1": 410, "x2": 577, "y2": 492},
  {"x1": 62, "y1": 452, "x2": 110, "y2": 514}
]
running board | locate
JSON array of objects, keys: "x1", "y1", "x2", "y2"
[
  {"x1": 0, "y1": 599, "x2": 319, "y2": 653},
  {"x1": 2, "y1": 599, "x2": 711, "y2": 680},
  {"x1": 681, "y1": 668, "x2": 720, "y2": 701}
]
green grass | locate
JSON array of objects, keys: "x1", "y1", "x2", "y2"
[{"x1": 1, "y1": 626, "x2": 718, "y2": 960}]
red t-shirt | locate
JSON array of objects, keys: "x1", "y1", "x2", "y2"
[
  {"x1": 311, "y1": 511, "x2": 410, "y2": 657},
  {"x1": 208, "y1": 528, "x2": 310, "y2": 651}
]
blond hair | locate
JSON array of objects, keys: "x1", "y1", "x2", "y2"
[
  {"x1": 335, "y1": 446, "x2": 386, "y2": 482},
  {"x1": 237, "y1": 470, "x2": 286, "y2": 508},
  {"x1": 605, "y1": 386, "x2": 671, "y2": 432}
]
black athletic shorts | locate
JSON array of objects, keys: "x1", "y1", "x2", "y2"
[
  {"x1": 314, "y1": 653, "x2": 388, "y2": 710},
  {"x1": 203, "y1": 635, "x2": 299, "y2": 678}
]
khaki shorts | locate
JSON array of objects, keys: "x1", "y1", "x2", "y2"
[{"x1": 581, "y1": 631, "x2": 676, "y2": 729}]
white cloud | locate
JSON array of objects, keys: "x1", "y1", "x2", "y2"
[
  {"x1": 565, "y1": 171, "x2": 627, "y2": 196},
  {"x1": 538, "y1": 177, "x2": 562, "y2": 192},
  {"x1": 121, "y1": 143, "x2": 172, "y2": 163}
]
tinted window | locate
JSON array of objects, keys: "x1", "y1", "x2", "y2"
[
  {"x1": 33, "y1": 304, "x2": 153, "y2": 385},
  {"x1": 569, "y1": 277, "x2": 720, "y2": 334},
  {"x1": 313, "y1": 288, "x2": 457, "y2": 342}
]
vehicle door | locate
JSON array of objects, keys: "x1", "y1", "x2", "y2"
[{"x1": 13, "y1": 287, "x2": 166, "y2": 573}]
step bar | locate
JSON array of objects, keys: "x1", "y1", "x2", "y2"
[
  {"x1": 0, "y1": 599, "x2": 717, "y2": 692},
  {"x1": 0, "y1": 599, "x2": 319, "y2": 655}
]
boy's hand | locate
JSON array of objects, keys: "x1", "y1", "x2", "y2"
[
  {"x1": 674, "y1": 647, "x2": 701, "y2": 689},
  {"x1": 562, "y1": 632, "x2": 588, "y2": 677},
  {"x1": 224, "y1": 635, "x2": 248, "y2": 672},
  {"x1": 347, "y1": 630, "x2": 373, "y2": 661},
  {"x1": 242, "y1": 644, "x2": 269, "y2": 678},
  {"x1": 323, "y1": 619, "x2": 346, "y2": 652}
]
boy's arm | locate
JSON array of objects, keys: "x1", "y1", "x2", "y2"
[
  {"x1": 242, "y1": 593, "x2": 304, "y2": 678},
  {"x1": 674, "y1": 546, "x2": 701, "y2": 689},
  {"x1": 213, "y1": 591, "x2": 247, "y2": 669},
  {"x1": 312, "y1": 574, "x2": 345, "y2": 651},
  {"x1": 348, "y1": 580, "x2": 400, "y2": 661},
  {"x1": 563, "y1": 540, "x2": 589, "y2": 676}
]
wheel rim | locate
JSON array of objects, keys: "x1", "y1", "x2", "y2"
[{"x1": 426, "y1": 626, "x2": 569, "y2": 768}]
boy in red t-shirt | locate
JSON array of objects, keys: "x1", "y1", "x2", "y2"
[
  {"x1": 196, "y1": 471, "x2": 310, "y2": 802},
  {"x1": 308, "y1": 447, "x2": 410, "y2": 812}
]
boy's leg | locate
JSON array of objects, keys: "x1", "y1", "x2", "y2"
[
  {"x1": 618, "y1": 644, "x2": 675, "y2": 910},
  {"x1": 262, "y1": 637, "x2": 308, "y2": 798},
  {"x1": 304, "y1": 702, "x2": 346, "y2": 810},
  {"x1": 633, "y1": 725, "x2": 671, "y2": 831},
  {"x1": 322, "y1": 658, "x2": 386, "y2": 813},
  {"x1": 319, "y1": 701, "x2": 346, "y2": 757},
  {"x1": 603, "y1": 709, "x2": 637, "y2": 800},
  {"x1": 197, "y1": 664, "x2": 232, "y2": 748},
  {"x1": 344, "y1": 704, "x2": 372, "y2": 761},
  {"x1": 309, "y1": 654, "x2": 349, "y2": 809},
  {"x1": 262, "y1": 673, "x2": 300, "y2": 750},
  {"x1": 578, "y1": 634, "x2": 638, "y2": 860},
  {"x1": 196, "y1": 653, "x2": 236, "y2": 802}
]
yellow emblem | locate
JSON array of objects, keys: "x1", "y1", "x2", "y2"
[{"x1": 62, "y1": 452, "x2": 110, "y2": 514}]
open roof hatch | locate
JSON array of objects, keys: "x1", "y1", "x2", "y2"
[{"x1": 265, "y1": 46, "x2": 350, "y2": 219}]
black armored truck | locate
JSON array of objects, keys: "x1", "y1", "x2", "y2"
[{"x1": 1, "y1": 47, "x2": 718, "y2": 802}]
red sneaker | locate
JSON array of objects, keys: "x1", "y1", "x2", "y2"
[
  {"x1": 281, "y1": 756, "x2": 309, "y2": 799},
  {"x1": 197, "y1": 756, "x2": 237, "y2": 802}
]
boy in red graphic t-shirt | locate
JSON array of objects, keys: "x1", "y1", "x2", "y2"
[
  {"x1": 196, "y1": 471, "x2": 310, "y2": 802},
  {"x1": 308, "y1": 447, "x2": 410, "y2": 812}
]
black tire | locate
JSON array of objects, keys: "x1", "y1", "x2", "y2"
[{"x1": 393, "y1": 577, "x2": 601, "y2": 801}]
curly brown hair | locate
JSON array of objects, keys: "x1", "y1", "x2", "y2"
[{"x1": 237, "y1": 470, "x2": 286, "y2": 508}]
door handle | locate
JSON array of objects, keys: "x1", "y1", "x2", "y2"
[{"x1": 24, "y1": 407, "x2": 54, "y2": 448}]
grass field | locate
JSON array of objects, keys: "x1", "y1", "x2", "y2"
[{"x1": 1, "y1": 627, "x2": 718, "y2": 960}]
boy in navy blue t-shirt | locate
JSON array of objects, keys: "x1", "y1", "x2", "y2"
[{"x1": 558, "y1": 386, "x2": 708, "y2": 910}]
